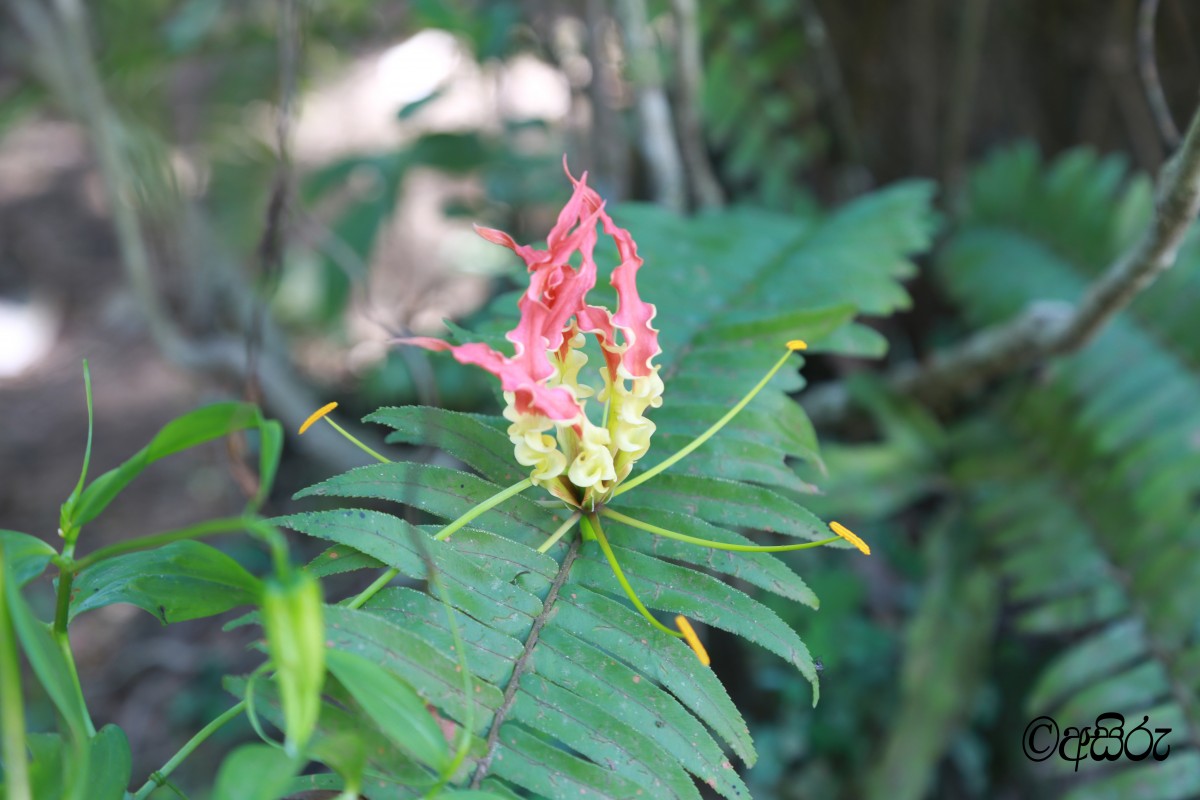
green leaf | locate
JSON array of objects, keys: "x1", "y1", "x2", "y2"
[
  {"x1": 604, "y1": 505, "x2": 818, "y2": 607},
  {"x1": 575, "y1": 543, "x2": 820, "y2": 704},
  {"x1": 532, "y1": 626, "x2": 750, "y2": 800},
  {"x1": 211, "y1": 744, "x2": 299, "y2": 800},
  {"x1": 69, "y1": 540, "x2": 261, "y2": 623},
  {"x1": 511, "y1": 672, "x2": 700, "y2": 800},
  {"x1": 70, "y1": 403, "x2": 279, "y2": 529},
  {"x1": 367, "y1": 407, "x2": 524, "y2": 485},
  {"x1": 277, "y1": 510, "x2": 548, "y2": 636},
  {"x1": 27, "y1": 733, "x2": 66, "y2": 800},
  {"x1": 294, "y1": 462, "x2": 559, "y2": 543},
  {"x1": 323, "y1": 605, "x2": 503, "y2": 722},
  {"x1": 625, "y1": 474, "x2": 832, "y2": 542},
  {"x1": 325, "y1": 648, "x2": 450, "y2": 772},
  {"x1": 491, "y1": 725, "x2": 647, "y2": 800},
  {"x1": 85, "y1": 724, "x2": 132, "y2": 800},
  {"x1": 555, "y1": 586, "x2": 755, "y2": 764},
  {"x1": 0, "y1": 530, "x2": 56, "y2": 587},
  {"x1": 4, "y1": 571, "x2": 89, "y2": 739}
]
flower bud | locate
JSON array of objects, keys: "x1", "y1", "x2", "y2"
[{"x1": 262, "y1": 569, "x2": 326, "y2": 756}]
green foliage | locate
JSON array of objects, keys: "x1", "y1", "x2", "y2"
[
  {"x1": 938, "y1": 145, "x2": 1200, "y2": 798},
  {"x1": 69, "y1": 540, "x2": 262, "y2": 624},
  {"x1": 0, "y1": 389, "x2": 287, "y2": 800},
  {"x1": 700, "y1": 0, "x2": 827, "y2": 211},
  {"x1": 278, "y1": 183, "x2": 935, "y2": 796}
]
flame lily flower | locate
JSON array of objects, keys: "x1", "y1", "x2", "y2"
[
  {"x1": 401, "y1": 162, "x2": 662, "y2": 510},
  {"x1": 301, "y1": 162, "x2": 869, "y2": 662}
]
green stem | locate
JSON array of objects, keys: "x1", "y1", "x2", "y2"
[
  {"x1": 536, "y1": 513, "x2": 581, "y2": 554},
  {"x1": 131, "y1": 701, "x2": 246, "y2": 800},
  {"x1": 52, "y1": 564, "x2": 74, "y2": 638},
  {"x1": 343, "y1": 568, "x2": 397, "y2": 610},
  {"x1": 324, "y1": 417, "x2": 391, "y2": 465},
  {"x1": 0, "y1": 564, "x2": 32, "y2": 800},
  {"x1": 587, "y1": 512, "x2": 682, "y2": 638},
  {"x1": 344, "y1": 477, "x2": 535, "y2": 609},
  {"x1": 601, "y1": 508, "x2": 840, "y2": 552},
  {"x1": 70, "y1": 517, "x2": 258, "y2": 573},
  {"x1": 50, "y1": 561, "x2": 96, "y2": 737},
  {"x1": 615, "y1": 347, "x2": 799, "y2": 496},
  {"x1": 433, "y1": 478, "x2": 533, "y2": 542}
]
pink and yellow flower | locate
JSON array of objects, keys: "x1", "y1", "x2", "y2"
[
  {"x1": 301, "y1": 162, "x2": 870, "y2": 665},
  {"x1": 402, "y1": 162, "x2": 663, "y2": 509}
]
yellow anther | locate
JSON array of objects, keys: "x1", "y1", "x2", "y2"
[
  {"x1": 675, "y1": 615, "x2": 711, "y2": 666},
  {"x1": 787, "y1": 339, "x2": 808, "y2": 351},
  {"x1": 829, "y1": 521, "x2": 870, "y2": 555},
  {"x1": 299, "y1": 402, "x2": 338, "y2": 435}
]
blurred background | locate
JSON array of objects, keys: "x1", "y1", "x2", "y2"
[{"x1": 3, "y1": 0, "x2": 1200, "y2": 798}]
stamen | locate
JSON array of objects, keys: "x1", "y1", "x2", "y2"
[
  {"x1": 433, "y1": 478, "x2": 535, "y2": 541},
  {"x1": 537, "y1": 512, "x2": 582, "y2": 553},
  {"x1": 601, "y1": 508, "x2": 839, "y2": 552},
  {"x1": 298, "y1": 402, "x2": 392, "y2": 465},
  {"x1": 675, "y1": 615, "x2": 711, "y2": 666},
  {"x1": 829, "y1": 521, "x2": 871, "y2": 555},
  {"x1": 299, "y1": 402, "x2": 338, "y2": 434},
  {"x1": 588, "y1": 513, "x2": 683, "y2": 639},
  {"x1": 614, "y1": 343, "x2": 804, "y2": 496}
]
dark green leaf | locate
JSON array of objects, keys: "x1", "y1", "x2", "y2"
[
  {"x1": 211, "y1": 744, "x2": 299, "y2": 800},
  {"x1": 0, "y1": 529, "x2": 55, "y2": 586},
  {"x1": 325, "y1": 648, "x2": 450, "y2": 771},
  {"x1": 70, "y1": 540, "x2": 261, "y2": 623}
]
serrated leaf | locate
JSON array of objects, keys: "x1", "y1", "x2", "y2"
[
  {"x1": 512, "y1": 672, "x2": 701, "y2": 800},
  {"x1": 368, "y1": 407, "x2": 523, "y2": 484},
  {"x1": 575, "y1": 544, "x2": 820, "y2": 703},
  {"x1": 324, "y1": 605, "x2": 503, "y2": 722},
  {"x1": 277, "y1": 510, "x2": 544, "y2": 636},
  {"x1": 604, "y1": 505, "x2": 818, "y2": 607}
]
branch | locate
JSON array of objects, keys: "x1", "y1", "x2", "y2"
[
  {"x1": 614, "y1": 0, "x2": 687, "y2": 212},
  {"x1": 1137, "y1": 0, "x2": 1181, "y2": 147},
  {"x1": 807, "y1": 99, "x2": 1200, "y2": 425},
  {"x1": 669, "y1": 0, "x2": 724, "y2": 209}
]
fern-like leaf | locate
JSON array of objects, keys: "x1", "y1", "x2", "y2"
[
  {"x1": 280, "y1": 186, "x2": 934, "y2": 796},
  {"x1": 940, "y1": 145, "x2": 1200, "y2": 798}
]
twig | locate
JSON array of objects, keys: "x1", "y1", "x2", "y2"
[
  {"x1": 669, "y1": 0, "x2": 724, "y2": 209},
  {"x1": 1138, "y1": 0, "x2": 1181, "y2": 147},
  {"x1": 470, "y1": 538, "x2": 582, "y2": 788},
  {"x1": 614, "y1": 0, "x2": 687, "y2": 211},
  {"x1": 248, "y1": 0, "x2": 299, "y2": 404},
  {"x1": 807, "y1": 98, "x2": 1200, "y2": 425}
]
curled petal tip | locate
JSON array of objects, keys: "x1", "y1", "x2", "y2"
[
  {"x1": 787, "y1": 339, "x2": 808, "y2": 351},
  {"x1": 299, "y1": 402, "x2": 338, "y2": 435},
  {"x1": 674, "y1": 615, "x2": 711, "y2": 666},
  {"x1": 829, "y1": 521, "x2": 870, "y2": 555}
]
